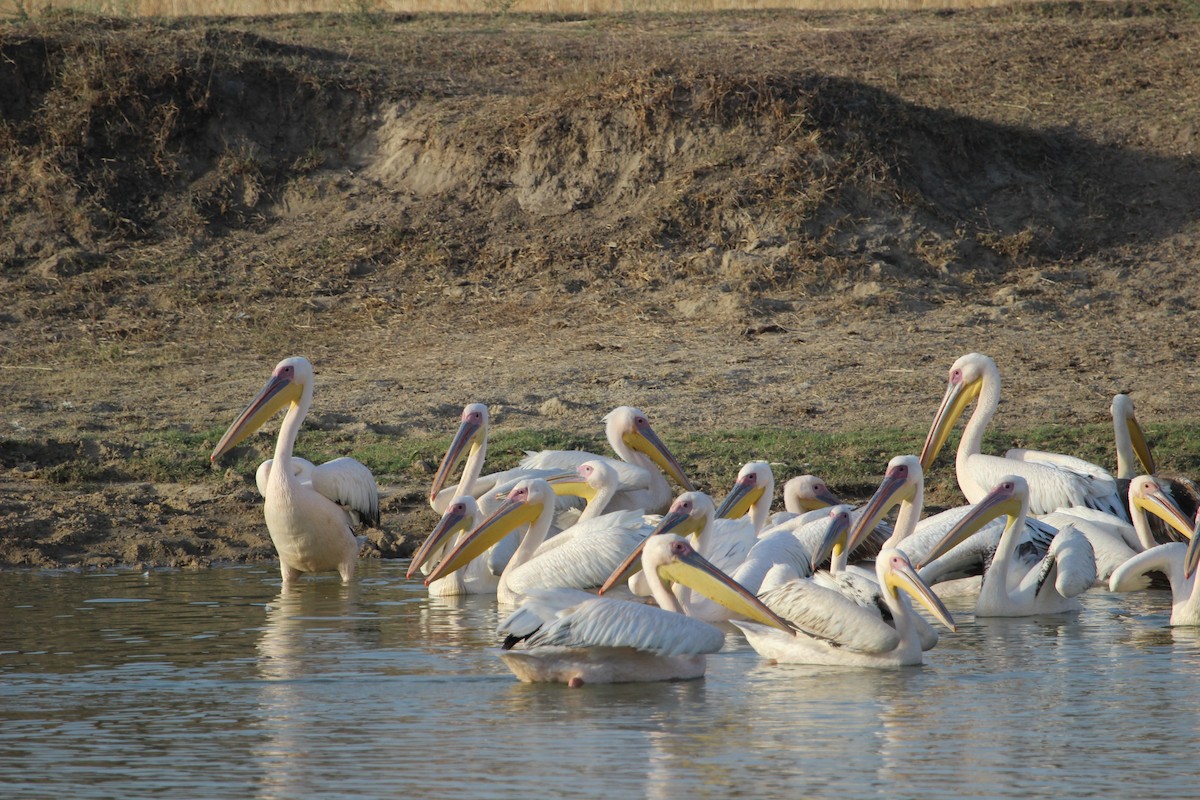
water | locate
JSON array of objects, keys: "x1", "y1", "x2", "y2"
[{"x1": 2, "y1": 560, "x2": 1197, "y2": 799}]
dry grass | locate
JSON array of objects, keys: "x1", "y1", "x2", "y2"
[{"x1": 2, "y1": 0, "x2": 1051, "y2": 20}]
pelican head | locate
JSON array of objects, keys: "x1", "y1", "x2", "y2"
[
  {"x1": 407, "y1": 495, "x2": 479, "y2": 579},
  {"x1": 429, "y1": 403, "x2": 488, "y2": 506},
  {"x1": 604, "y1": 406, "x2": 695, "y2": 492},
  {"x1": 544, "y1": 459, "x2": 613, "y2": 503},
  {"x1": 1112, "y1": 394, "x2": 1155, "y2": 475},
  {"x1": 917, "y1": 475, "x2": 1028, "y2": 570},
  {"x1": 919, "y1": 352, "x2": 993, "y2": 471},
  {"x1": 715, "y1": 461, "x2": 773, "y2": 520},
  {"x1": 877, "y1": 547, "x2": 957, "y2": 632},
  {"x1": 211, "y1": 356, "x2": 310, "y2": 462},
  {"x1": 847, "y1": 455, "x2": 922, "y2": 552},
  {"x1": 424, "y1": 478, "x2": 550, "y2": 585},
  {"x1": 1129, "y1": 475, "x2": 1194, "y2": 541},
  {"x1": 598, "y1": 491, "x2": 714, "y2": 595},
  {"x1": 811, "y1": 504, "x2": 854, "y2": 570},
  {"x1": 644, "y1": 535, "x2": 794, "y2": 632},
  {"x1": 781, "y1": 475, "x2": 842, "y2": 513}
]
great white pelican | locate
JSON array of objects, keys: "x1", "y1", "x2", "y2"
[
  {"x1": 210, "y1": 356, "x2": 379, "y2": 585},
  {"x1": 919, "y1": 352, "x2": 1126, "y2": 520},
  {"x1": 495, "y1": 534, "x2": 793, "y2": 685}
]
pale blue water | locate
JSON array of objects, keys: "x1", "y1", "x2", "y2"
[{"x1": 1, "y1": 560, "x2": 1196, "y2": 799}]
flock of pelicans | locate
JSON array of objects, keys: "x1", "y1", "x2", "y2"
[{"x1": 209, "y1": 352, "x2": 1200, "y2": 686}]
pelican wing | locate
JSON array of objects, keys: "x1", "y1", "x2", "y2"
[
  {"x1": 985, "y1": 452, "x2": 1126, "y2": 520},
  {"x1": 502, "y1": 589, "x2": 725, "y2": 656},
  {"x1": 504, "y1": 512, "x2": 654, "y2": 596},
  {"x1": 310, "y1": 457, "x2": 380, "y2": 528},
  {"x1": 1030, "y1": 524, "x2": 1096, "y2": 599},
  {"x1": 757, "y1": 578, "x2": 902, "y2": 653},
  {"x1": 703, "y1": 518, "x2": 758, "y2": 574}
]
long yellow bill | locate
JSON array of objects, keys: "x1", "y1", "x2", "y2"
[
  {"x1": 845, "y1": 463, "x2": 910, "y2": 553},
  {"x1": 424, "y1": 492, "x2": 542, "y2": 585},
  {"x1": 919, "y1": 373, "x2": 982, "y2": 471},
  {"x1": 883, "y1": 552, "x2": 957, "y2": 631},
  {"x1": 210, "y1": 372, "x2": 301, "y2": 461},
  {"x1": 714, "y1": 473, "x2": 765, "y2": 521},
  {"x1": 408, "y1": 500, "x2": 474, "y2": 579},
  {"x1": 624, "y1": 418, "x2": 695, "y2": 492},
  {"x1": 917, "y1": 480, "x2": 1022, "y2": 569},
  {"x1": 428, "y1": 415, "x2": 484, "y2": 506},
  {"x1": 656, "y1": 538, "x2": 794, "y2": 632}
]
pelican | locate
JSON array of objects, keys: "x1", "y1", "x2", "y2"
[
  {"x1": 496, "y1": 534, "x2": 793, "y2": 685},
  {"x1": 423, "y1": 478, "x2": 653, "y2": 606},
  {"x1": 210, "y1": 356, "x2": 379, "y2": 585},
  {"x1": 516, "y1": 406, "x2": 695, "y2": 514},
  {"x1": 919, "y1": 353, "x2": 1126, "y2": 520},
  {"x1": 916, "y1": 475, "x2": 1096, "y2": 616},
  {"x1": 734, "y1": 547, "x2": 956, "y2": 668}
]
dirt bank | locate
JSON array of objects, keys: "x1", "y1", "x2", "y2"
[{"x1": 2, "y1": 4, "x2": 1199, "y2": 570}]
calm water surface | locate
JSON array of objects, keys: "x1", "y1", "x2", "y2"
[{"x1": 2, "y1": 559, "x2": 1197, "y2": 799}]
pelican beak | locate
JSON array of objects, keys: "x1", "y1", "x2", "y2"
[
  {"x1": 424, "y1": 492, "x2": 543, "y2": 585},
  {"x1": 545, "y1": 472, "x2": 598, "y2": 502},
  {"x1": 885, "y1": 554, "x2": 957, "y2": 632},
  {"x1": 714, "y1": 475, "x2": 764, "y2": 520},
  {"x1": 919, "y1": 373, "x2": 982, "y2": 470},
  {"x1": 1132, "y1": 482, "x2": 1193, "y2": 542},
  {"x1": 803, "y1": 483, "x2": 843, "y2": 511},
  {"x1": 1127, "y1": 415, "x2": 1156, "y2": 476},
  {"x1": 407, "y1": 502, "x2": 473, "y2": 579},
  {"x1": 210, "y1": 372, "x2": 302, "y2": 462},
  {"x1": 917, "y1": 483, "x2": 1021, "y2": 569},
  {"x1": 429, "y1": 417, "x2": 484, "y2": 505},
  {"x1": 658, "y1": 545, "x2": 794, "y2": 632},
  {"x1": 624, "y1": 419, "x2": 695, "y2": 491},
  {"x1": 846, "y1": 467, "x2": 909, "y2": 553},
  {"x1": 598, "y1": 505, "x2": 701, "y2": 594},
  {"x1": 812, "y1": 507, "x2": 852, "y2": 568},
  {"x1": 1184, "y1": 511, "x2": 1200, "y2": 579}
]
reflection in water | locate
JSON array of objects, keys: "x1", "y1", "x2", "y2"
[{"x1": 5, "y1": 563, "x2": 1200, "y2": 798}]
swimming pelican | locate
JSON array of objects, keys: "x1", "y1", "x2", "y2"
[
  {"x1": 496, "y1": 534, "x2": 794, "y2": 685},
  {"x1": 210, "y1": 356, "x2": 379, "y2": 585},
  {"x1": 734, "y1": 547, "x2": 956, "y2": 668},
  {"x1": 1110, "y1": 510, "x2": 1200, "y2": 624},
  {"x1": 915, "y1": 475, "x2": 1096, "y2": 616},
  {"x1": 919, "y1": 353, "x2": 1125, "y2": 520},
  {"x1": 423, "y1": 478, "x2": 653, "y2": 606},
  {"x1": 516, "y1": 406, "x2": 694, "y2": 514}
]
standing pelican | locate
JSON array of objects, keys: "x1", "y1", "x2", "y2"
[
  {"x1": 211, "y1": 356, "x2": 379, "y2": 585},
  {"x1": 496, "y1": 534, "x2": 793, "y2": 685},
  {"x1": 916, "y1": 475, "x2": 1096, "y2": 616},
  {"x1": 919, "y1": 353, "x2": 1125, "y2": 519},
  {"x1": 734, "y1": 547, "x2": 956, "y2": 668}
]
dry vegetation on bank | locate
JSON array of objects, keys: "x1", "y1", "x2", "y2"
[{"x1": 1, "y1": 3, "x2": 1198, "y2": 570}]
